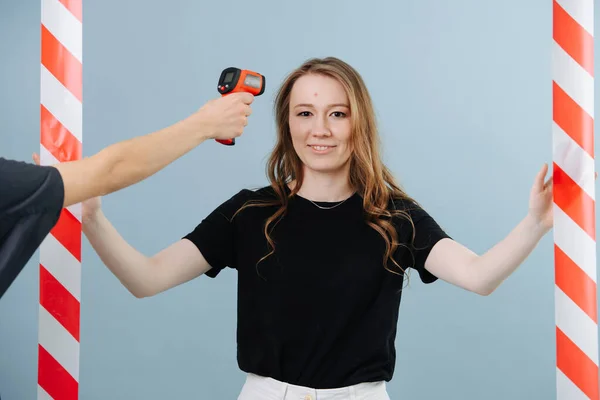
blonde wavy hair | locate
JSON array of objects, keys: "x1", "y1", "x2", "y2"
[{"x1": 238, "y1": 57, "x2": 419, "y2": 275}]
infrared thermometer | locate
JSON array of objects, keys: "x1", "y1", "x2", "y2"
[{"x1": 215, "y1": 67, "x2": 266, "y2": 146}]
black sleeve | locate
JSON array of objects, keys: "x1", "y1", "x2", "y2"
[
  {"x1": 394, "y1": 199, "x2": 451, "y2": 284},
  {"x1": 183, "y1": 189, "x2": 253, "y2": 278},
  {"x1": 0, "y1": 158, "x2": 65, "y2": 299}
]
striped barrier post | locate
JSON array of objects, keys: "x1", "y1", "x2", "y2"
[
  {"x1": 38, "y1": 0, "x2": 83, "y2": 399},
  {"x1": 552, "y1": 1, "x2": 597, "y2": 399}
]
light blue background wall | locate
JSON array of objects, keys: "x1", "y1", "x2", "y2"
[{"x1": 1, "y1": 0, "x2": 598, "y2": 399}]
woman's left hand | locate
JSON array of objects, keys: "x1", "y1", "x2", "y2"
[
  {"x1": 529, "y1": 163, "x2": 597, "y2": 232},
  {"x1": 528, "y1": 164, "x2": 554, "y2": 232}
]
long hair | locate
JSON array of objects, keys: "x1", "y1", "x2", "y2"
[{"x1": 237, "y1": 57, "x2": 419, "y2": 275}]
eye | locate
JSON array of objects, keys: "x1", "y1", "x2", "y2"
[
  {"x1": 297, "y1": 111, "x2": 312, "y2": 117},
  {"x1": 331, "y1": 111, "x2": 347, "y2": 118}
]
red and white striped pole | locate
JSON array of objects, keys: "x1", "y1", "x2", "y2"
[
  {"x1": 38, "y1": 0, "x2": 83, "y2": 399},
  {"x1": 552, "y1": 1, "x2": 597, "y2": 399}
]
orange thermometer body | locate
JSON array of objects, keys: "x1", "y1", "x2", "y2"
[{"x1": 216, "y1": 67, "x2": 265, "y2": 146}]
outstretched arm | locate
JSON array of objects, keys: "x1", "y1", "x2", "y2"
[
  {"x1": 82, "y1": 210, "x2": 212, "y2": 298},
  {"x1": 53, "y1": 92, "x2": 253, "y2": 207},
  {"x1": 424, "y1": 164, "x2": 554, "y2": 295}
]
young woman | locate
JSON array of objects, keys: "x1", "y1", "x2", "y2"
[{"x1": 81, "y1": 57, "x2": 552, "y2": 399}]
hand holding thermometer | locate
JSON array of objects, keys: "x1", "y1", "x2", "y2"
[{"x1": 216, "y1": 67, "x2": 266, "y2": 146}]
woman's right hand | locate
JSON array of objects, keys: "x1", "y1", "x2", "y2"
[{"x1": 32, "y1": 153, "x2": 103, "y2": 223}]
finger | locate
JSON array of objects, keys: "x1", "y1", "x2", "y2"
[
  {"x1": 245, "y1": 106, "x2": 253, "y2": 117},
  {"x1": 534, "y1": 163, "x2": 548, "y2": 191},
  {"x1": 234, "y1": 92, "x2": 255, "y2": 105},
  {"x1": 32, "y1": 153, "x2": 40, "y2": 165}
]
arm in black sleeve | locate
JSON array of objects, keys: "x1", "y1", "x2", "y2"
[
  {"x1": 0, "y1": 158, "x2": 65, "y2": 299},
  {"x1": 394, "y1": 199, "x2": 451, "y2": 284},
  {"x1": 183, "y1": 189, "x2": 252, "y2": 278}
]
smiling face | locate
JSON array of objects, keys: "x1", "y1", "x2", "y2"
[{"x1": 288, "y1": 73, "x2": 353, "y2": 177}]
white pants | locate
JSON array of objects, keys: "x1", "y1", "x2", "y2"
[{"x1": 238, "y1": 373, "x2": 391, "y2": 400}]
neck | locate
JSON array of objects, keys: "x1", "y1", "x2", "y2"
[{"x1": 292, "y1": 167, "x2": 354, "y2": 202}]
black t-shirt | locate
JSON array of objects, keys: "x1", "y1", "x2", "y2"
[
  {"x1": 184, "y1": 185, "x2": 450, "y2": 389},
  {"x1": 0, "y1": 157, "x2": 65, "y2": 299}
]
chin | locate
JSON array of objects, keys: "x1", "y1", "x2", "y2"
[{"x1": 302, "y1": 157, "x2": 349, "y2": 175}]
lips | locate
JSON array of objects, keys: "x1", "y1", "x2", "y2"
[
  {"x1": 307, "y1": 144, "x2": 336, "y2": 155},
  {"x1": 309, "y1": 145, "x2": 334, "y2": 151}
]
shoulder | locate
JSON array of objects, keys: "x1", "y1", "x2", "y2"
[
  {"x1": 390, "y1": 195, "x2": 450, "y2": 241},
  {"x1": 389, "y1": 195, "x2": 449, "y2": 236},
  {"x1": 389, "y1": 197, "x2": 428, "y2": 222},
  {"x1": 210, "y1": 185, "x2": 279, "y2": 219},
  {"x1": 0, "y1": 157, "x2": 64, "y2": 219},
  {"x1": 227, "y1": 185, "x2": 278, "y2": 206},
  {"x1": 0, "y1": 157, "x2": 63, "y2": 188},
  {"x1": 182, "y1": 185, "x2": 278, "y2": 256}
]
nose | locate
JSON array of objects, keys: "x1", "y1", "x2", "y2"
[{"x1": 311, "y1": 114, "x2": 331, "y2": 137}]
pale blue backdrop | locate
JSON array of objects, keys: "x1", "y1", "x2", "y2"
[{"x1": 1, "y1": 0, "x2": 598, "y2": 399}]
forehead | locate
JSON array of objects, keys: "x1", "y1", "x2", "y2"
[{"x1": 290, "y1": 74, "x2": 348, "y2": 105}]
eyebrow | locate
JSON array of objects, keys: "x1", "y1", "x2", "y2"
[{"x1": 293, "y1": 103, "x2": 350, "y2": 109}]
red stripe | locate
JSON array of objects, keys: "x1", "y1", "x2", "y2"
[
  {"x1": 40, "y1": 265, "x2": 81, "y2": 341},
  {"x1": 556, "y1": 327, "x2": 599, "y2": 399},
  {"x1": 50, "y1": 208, "x2": 81, "y2": 261},
  {"x1": 555, "y1": 245, "x2": 597, "y2": 323},
  {"x1": 553, "y1": 82, "x2": 594, "y2": 158},
  {"x1": 553, "y1": 163, "x2": 596, "y2": 240},
  {"x1": 41, "y1": 105, "x2": 81, "y2": 162},
  {"x1": 38, "y1": 345, "x2": 78, "y2": 400},
  {"x1": 41, "y1": 24, "x2": 82, "y2": 102},
  {"x1": 553, "y1": 0, "x2": 594, "y2": 76},
  {"x1": 58, "y1": 0, "x2": 82, "y2": 23}
]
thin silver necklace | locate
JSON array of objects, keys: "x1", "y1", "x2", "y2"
[{"x1": 307, "y1": 195, "x2": 353, "y2": 210}]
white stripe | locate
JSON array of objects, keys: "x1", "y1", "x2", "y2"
[
  {"x1": 552, "y1": 42, "x2": 594, "y2": 117},
  {"x1": 38, "y1": 305, "x2": 80, "y2": 381},
  {"x1": 41, "y1": 0, "x2": 82, "y2": 63},
  {"x1": 556, "y1": 368, "x2": 590, "y2": 400},
  {"x1": 40, "y1": 143, "x2": 59, "y2": 166},
  {"x1": 555, "y1": 286, "x2": 598, "y2": 365},
  {"x1": 39, "y1": 234, "x2": 81, "y2": 301},
  {"x1": 553, "y1": 122, "x2": 596, "y2": 200},
  {"x1": 41, "y1": 65, "x2": 82, "y2": 142},
  {"x1": 66, "y1": 203, "x2": 82, "y2": 223},
  {"x1": 40, "y1": 145, "x2": 83, "y2": 222},
  {"x1": 555, "y1": 0, "x2": 594, "y2": 37},
  {"x1": 37, "y1": 385, "x2": 54, "y2": 400},
  {"x1": 554, "y1": 204, "x2": 597, "y2": 283}
]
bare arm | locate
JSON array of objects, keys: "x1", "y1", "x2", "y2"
[
  {"x1": 83, "y1": 210, "x2": 212, "y2": 298},
  {"x1": 425, "y1": 215, "x2": 548, "y2": 295},
  {"x1": 51, "y1": 92, "x2": 253, "y2": 207},
  {"x1": 54, "y1": 120, "x2": 207, "y2": 207},
  {"x1": 424, "y1": 164, "x2": 554, "y2": 296}
]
